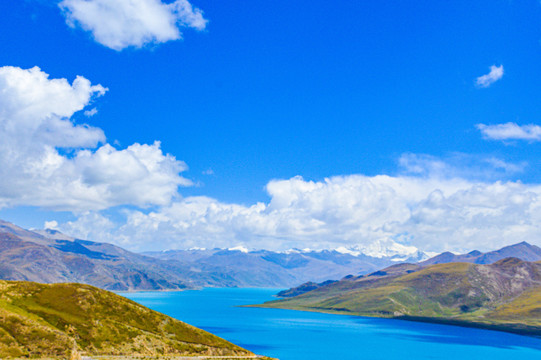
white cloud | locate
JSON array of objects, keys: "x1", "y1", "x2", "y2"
[
  {"x1": 397, "y1": 181, "x2": 541, "y2": 252},
  {"x1": 0, "y1": 66, "x2": 191, "y2": 211},
  {"x1": 57, "y1": 170, "x2": 541, "y2": 254},
  {"x1": 477, "y1": 122, "x2": 541, "y2": 142},
  {"x1": 475, "y1": 64, "x2": 504, "y2": 88},
  {"x1": 59, "y1": 0, "x2": 207, "y2": 50}
]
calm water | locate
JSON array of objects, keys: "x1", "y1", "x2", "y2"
[{"x1": 121, "y1": 288, "x2": 541, "y2": 360}]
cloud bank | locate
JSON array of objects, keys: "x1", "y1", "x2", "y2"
[
  {"x1": 0, "y1": 66, "x2": 191, "y2": 211},
  {"x1": 58, "y1": 171, "x2": 541, "y2": 254},
  {"x1": 59, "y1": 0, "x2": 207, "y2": 50},
  {"x1": 477, "y1": 122, "x2": 541, "y2": 142},
  {"x1": 476, "y1": 65, "x2": 504, "y2": 88}
]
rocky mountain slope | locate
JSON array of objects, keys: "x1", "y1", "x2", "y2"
[
  {"x1": 0, "y1": 280, "x2": 254, "y2": 359},
  {"x1": 259, "y1": 257, "x2": 541, "y2": 336},
  {"x1": 0, "y1": 220, "x2": 197, "y2": 290}
]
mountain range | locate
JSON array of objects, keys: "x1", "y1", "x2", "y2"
[
  {"x1": 142, "y1": 246, "x2": 427, "y2": 287},
  {"x1": 3, "y1": 218, "x2": 541, "y2": 292},
  {"x1": 0, "y1": 219, "x2": 426, "y2": 290}
]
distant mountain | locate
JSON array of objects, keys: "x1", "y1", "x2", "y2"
[
  {"x1": 259, "y1": 258, "x2": 541, "y2": 337},
  {"x1": 0, "y1": 220, "x2": 412, "y2": 289},
  {"x1": 142, "y1": 246, "x2": 424, "y2": 287},
  {"x1": 0, "y1": 280, "x2": 255, "y2": 359},
  {"x1": 420, "y1": 241, "x2": 541, "y2": 266},
  {"x1": 335, "y1": 238, "x2": 430, "y2": 262},
  {"x1": 0, "y1": 218, "x2": 430, "y2": 289}
]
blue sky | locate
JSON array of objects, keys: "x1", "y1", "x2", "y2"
[{"x1": 1, "y1": 0, "x2": 541, "y2": 253}]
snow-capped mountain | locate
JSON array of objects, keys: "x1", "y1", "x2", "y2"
[
  {"x1": 281, "y1": 239, "x2": 430, "y2": 263},
  {"x1": 349, "y1": 239, "x2": 427, "y2": 260},
  {"x1": 143, "y1": 240, "x2": 432, "y2": 287}
]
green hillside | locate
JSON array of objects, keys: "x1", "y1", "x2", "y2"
[
  {"x1": 0, "y1": 280, "x2": 254, "y2": 359},
  {"x1": 259, "y1": 258, "x2": 541, "y2": 336}
]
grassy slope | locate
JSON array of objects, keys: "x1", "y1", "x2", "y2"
[
  {"x1": 0, "y1": 280, "x2": 253, "y2": 359},
  {"x1": 260, "y1": 259, "x2": 541, "y2": 336}
]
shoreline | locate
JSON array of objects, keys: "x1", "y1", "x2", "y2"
[
  {"x1": 115, "y1": 288, "x2": 196, "y2": 293},
  {"x1": 251, "y1": 303, "x2": 541, "y2": 339},
  {"x1": 123, "y1": 288, "x2": 541, "y2": 339},
  {"x1": 116, "y1": 286, "x2": 287, "y2": 294}
]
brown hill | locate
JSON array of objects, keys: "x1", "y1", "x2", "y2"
[{"x1": 260, "y1": 258, "x2": 541, "y2": 336}]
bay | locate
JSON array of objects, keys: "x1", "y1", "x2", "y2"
[{"x1": 121, "y1": 288, "x2": 541, "y2": 360}]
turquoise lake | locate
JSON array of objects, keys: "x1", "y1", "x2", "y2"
[{"x1": 121, "y1": 288, "x2": 541, "y2": 360}]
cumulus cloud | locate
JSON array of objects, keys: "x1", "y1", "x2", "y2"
[
  {"x1": 397, "y1": 181, "x2": 541, "y2": 252},
  {"x1": 477, "y1": 122, "x2": 541, "y2": 142},
  {"x1": 0, "y1": 66, "x2": 191, "y2": 211},
  {"x1": 57, "y1": 170, "x2": 541, "y2": 254},
  {"x1": 475, "y1": 64, "x2": 504, "y2": 88},
  {"x1": 59, "y1": 0, "x2": 207, "y2": 50}
]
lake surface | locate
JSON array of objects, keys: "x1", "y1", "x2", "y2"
[{"x1": 121, "y1": 288, "x2": 541, "y2": 360}]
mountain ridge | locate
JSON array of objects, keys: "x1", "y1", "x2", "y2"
[
  {"x1": 420, "y1": 241, "x2": 541, "y2": 266},
  {"x1": 5, "y1": 218, "x2": 541, "y2": 291},
  {"x1": 0, "y1": 219, "x2": 431, "y2": 289},
  {"x1": 277, "y1": 241, "x2": 541, "y2": 298}
]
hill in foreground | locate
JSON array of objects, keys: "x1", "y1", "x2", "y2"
[
  {"x1": 258, "y1": 258, "x2": 541, "y2": 337},
  {"x1": 0, "y1": 280, "x2": 256, "y2": 359}
]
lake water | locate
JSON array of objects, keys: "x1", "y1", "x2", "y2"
[{"x1": 121, "y1": 288, "x2": 541, "y2": 360}]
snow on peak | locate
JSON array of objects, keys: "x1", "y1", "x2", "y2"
[
  {"x1": 184, "y1": 241, "x2": 430, "y2": 262},
  {"x1": 352, "y1": 239, "x2": 420, "y2": 259},
  {"x1": 335, "y1": 239, "x2": 429, "y2": 261},
  {"x1": 188, "y1": 247, "x2": 207, "y2": 251},
  {"x1": 334, "y1": 246, "x2": 361, "y2": 256},
  {"x1": 282, "y1": 248, "x2": 301, "y2": 254},
  {"x1": 228, "y1": 245, "x2": 249, "y2": 253},
  {"x1": 281, "y1": 241, "x2": 427, "y2": 261}
]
